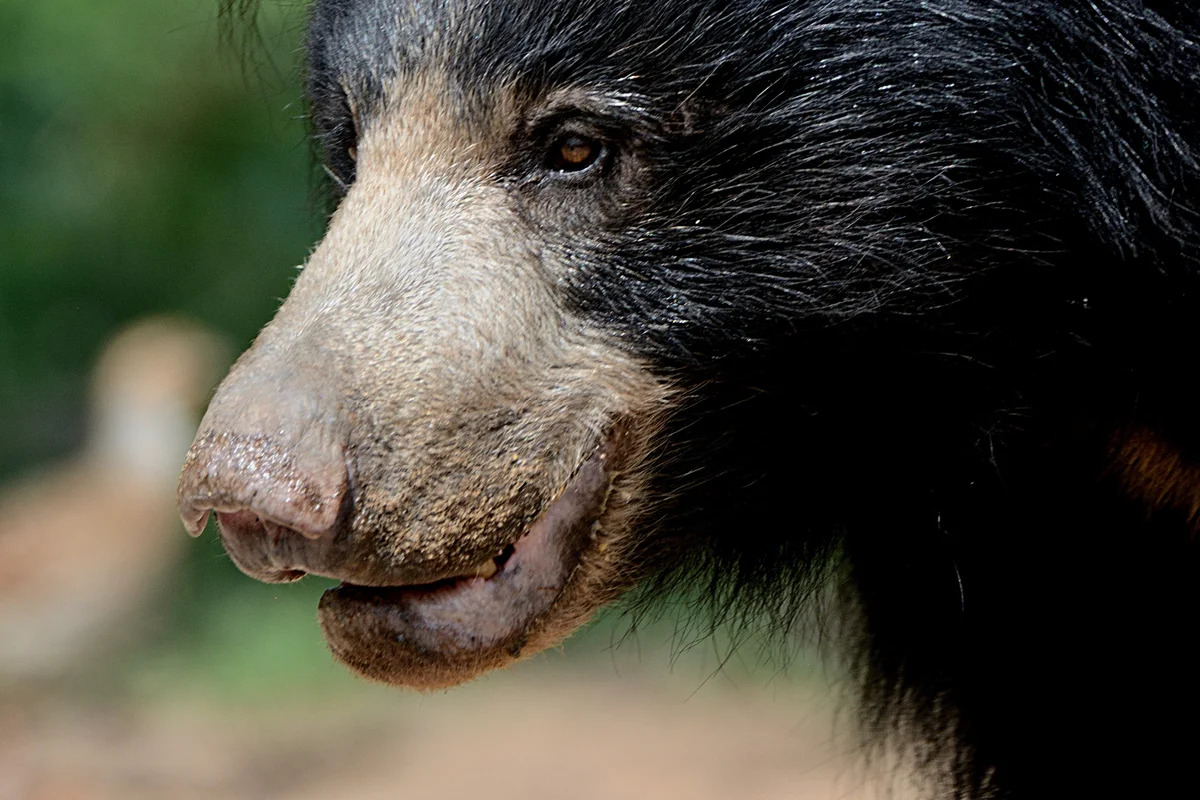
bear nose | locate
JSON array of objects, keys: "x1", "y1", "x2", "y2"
[
  {"x1": 177, "y1": 430, "x2": 349, "y2": 541},
  {"x1": 176, "y1": 348, "x2": 352, "y2": 543}
]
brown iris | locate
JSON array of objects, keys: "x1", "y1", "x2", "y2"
[{"x1": 549, "y1": 134, "x2": 602, "y2": 172}]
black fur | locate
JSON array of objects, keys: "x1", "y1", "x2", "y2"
[{"x1": 234, "y1": 1, "x2": 1199, "y2": 796}]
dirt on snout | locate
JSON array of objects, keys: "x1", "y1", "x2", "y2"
[{"x1": 1, "y1": 672, "x2": 918, "y2": 800}]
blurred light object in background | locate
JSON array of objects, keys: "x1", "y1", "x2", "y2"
[{"x1": 0, "y1": 317, "x2": 226, "y2": 683}]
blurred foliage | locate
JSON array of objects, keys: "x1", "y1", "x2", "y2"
[{"x1": 0, "y1": 0, "x2": 321, "y2": 479}]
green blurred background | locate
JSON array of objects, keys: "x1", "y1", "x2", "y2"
[
  {"x1": 1, "y1": 0, "x2": 318, "y2": 478},
  {"x1": 0, "y1": 0, "x2": 353, "y2": 704}
]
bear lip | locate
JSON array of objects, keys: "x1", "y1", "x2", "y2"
[{"x1": 315, "y1": 433, "x2": 622, "y2": 687}]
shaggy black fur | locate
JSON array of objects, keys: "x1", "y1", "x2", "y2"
[{"x1": 226, "y1": 1, "x2": 1199, "y2": 796}]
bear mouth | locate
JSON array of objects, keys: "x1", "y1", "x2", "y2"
[
  {"x1": 315, "y1": 440, "x2": 618, "y2": 686},
  {"x1": 188, "y1": 421, "x2": 630, "y2": 688}
]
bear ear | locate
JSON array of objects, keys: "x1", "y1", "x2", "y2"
[{"x1": 1110, "y1": 424, "x2": 1200, "y2": 530}]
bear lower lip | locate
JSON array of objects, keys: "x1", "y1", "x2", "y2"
[{"x1": 316, "y1": 436, "x2": 619, "y2": 688}]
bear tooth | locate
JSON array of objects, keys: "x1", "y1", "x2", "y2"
[{"x1": 471, "y1": 559, "x2": 499, "y2": 579}]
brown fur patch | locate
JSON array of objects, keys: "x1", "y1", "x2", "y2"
[{"x1": 1110, "y1": 424, "x2": 1200, "y2": 529}]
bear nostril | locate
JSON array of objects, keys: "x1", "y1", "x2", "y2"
[
  {"x1": 217, "y1": 509, "x2": 276, "y2": 543},
  {"x1": 215, "y1": 509, "x2": 311, "y2": 583}
]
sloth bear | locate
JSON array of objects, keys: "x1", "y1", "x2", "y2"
[{"x1": 179, "y1": 1, "x2": 1199, "y2": 796}]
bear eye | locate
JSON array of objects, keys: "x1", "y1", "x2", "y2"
[{"x1": 548, "y1": 133, "x2": 604, "y2": 173}]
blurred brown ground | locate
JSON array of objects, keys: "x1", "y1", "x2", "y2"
[{"x1": 2, "y1": 668, "x2": 918, "y2": 800}]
